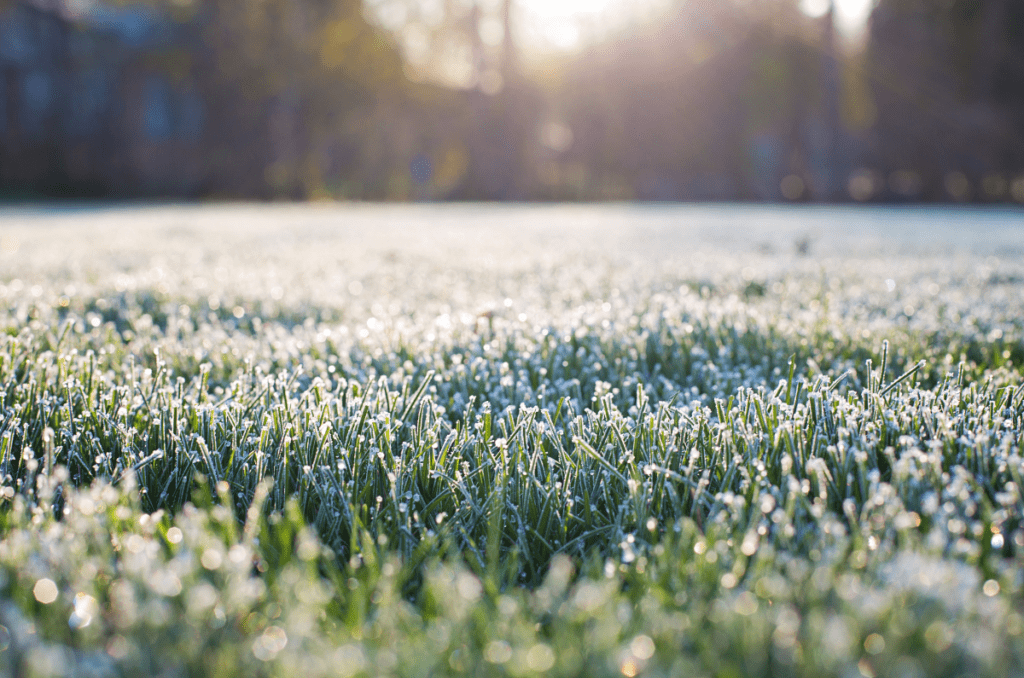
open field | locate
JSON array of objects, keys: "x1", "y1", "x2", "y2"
[{"x1": 0, "y1": 204, "x2": 1023, "y2": 677}]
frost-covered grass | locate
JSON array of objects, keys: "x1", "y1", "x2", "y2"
[{"x1": 0, "y1": 205, "x2": 1022, "y2": 677}]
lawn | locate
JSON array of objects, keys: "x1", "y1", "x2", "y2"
[{"x1": 0, "y1": 204, "x2": 1021, "y2": 677}]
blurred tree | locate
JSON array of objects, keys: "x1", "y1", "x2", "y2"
[
  {"x1": 11, "y1": 0, "x2": 1020, "y2": 202},
  {"x1": 550, "y1": 0, "x2": 850, "y2": 200},
  {"x1": 206, "y1": 0, "x2": 409, "y2": 196},
  {"x1": 866, "y1": 0, "x2": 1024, "y2": 200},
  {"x1": 360, "y1": 0, "x2": 543, "y2": 199},
  {"x1": 108, "y1": 0, "x2": 410, "y2": 196}
]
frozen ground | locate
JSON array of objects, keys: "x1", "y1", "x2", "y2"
[{"x1": 1, "y1": 203, "x2": 1023, "y2": 268}]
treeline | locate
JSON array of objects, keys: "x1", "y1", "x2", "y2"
[
  {"x1": 552, "y1": 0, "x2": 1024, "y2": 202},
  {"x1": 2, "y1": 0, "x2": 1023, "y2": 201}
]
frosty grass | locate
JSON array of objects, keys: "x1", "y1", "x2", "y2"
[{"x1": 0, "y1": 205, "x2": 1022, "y2": 677}]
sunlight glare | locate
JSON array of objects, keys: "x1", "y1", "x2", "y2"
[
  {"x1": 520, "y1": 0, "x2": 618, "y2": 22},
  {"x1": 799, "y1": 0, "x2": 831, "y2": 19},
  {"x1": 833, "y1": 0, "x2": 875, "y2": 38},
  {"x1": 516, "y1": 0, "x2": 644, "y2": 52},
  {"x1": 518, "y1": 0, "x2": 875, "y2": 53},
  {"x1": 799, "y1": 0, "x2": 876, "y2": 39}
]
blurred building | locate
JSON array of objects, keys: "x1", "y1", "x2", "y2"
[{"x1": 0, "y1": 0, "x2": 203, "y2": 197}]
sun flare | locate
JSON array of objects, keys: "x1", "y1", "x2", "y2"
[
  {"x1": 514, "y1": 0, "x2": 876, "y2": 53},
  {"x1": 515, "y1": 0, "x2": 667, "y2": 52}
]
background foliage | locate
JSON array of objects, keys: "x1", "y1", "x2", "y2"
[{"x1": 1, "y1": 0, "x2": 1023, "y2": 201}]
